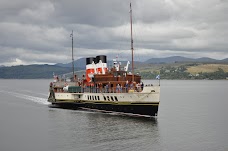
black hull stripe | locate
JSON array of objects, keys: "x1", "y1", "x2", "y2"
[
  {"x1": 78, "y1": 107, "x2": 153, "y2": 118},
  {"x1": 51, "y1": 102, "x2": 159, "y2": 117},
  {"x1": 54, "y1": 100, "x2": 159, "y2": 106}
]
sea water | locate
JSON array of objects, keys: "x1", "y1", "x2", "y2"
[{"x1": 0, "y1": 79, "x2": 228, "y2": 151}]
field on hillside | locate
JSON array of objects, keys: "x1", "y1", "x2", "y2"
[
  {"x1": 135, "y1": 63, "x2": 186, "y2": 72},
  {"x1": 187, "y1": 64, "x2": 228, "y2": 74}
]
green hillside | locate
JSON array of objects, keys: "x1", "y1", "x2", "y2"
[
  {"x1": 0, "y1": 64, "x2": 72, "y2": 79},
  {"x1": 137, "y1": 63, "x2": 228, "y2": 80},
  {"x1": 1, "y1": 62, "x2": 228, "y2": 79}
]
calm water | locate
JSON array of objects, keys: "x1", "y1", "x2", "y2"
[{"x1": 0, "y1": 79, "x2": 228, "y2": 151}]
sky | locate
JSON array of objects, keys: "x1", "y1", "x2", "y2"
[{"x1": 0, "y1": 0, "x2": 228, "y2": 66}]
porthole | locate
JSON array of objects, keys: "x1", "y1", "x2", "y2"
[
  {"x1": 103, "y1": 96, "x2": 106, "y2": 101},
  {"x1": 97, "y1": 96, "x2": 100, "y2": 100}
]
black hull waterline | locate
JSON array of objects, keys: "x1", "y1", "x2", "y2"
[{"x1": 50, "y1": 102, "x2": 159, "y2": 117}]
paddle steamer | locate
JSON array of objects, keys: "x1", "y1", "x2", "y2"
[{"x1": 48, "y1": 3, "x2": 160, "y2": 117}]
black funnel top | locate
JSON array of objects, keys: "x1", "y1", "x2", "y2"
[
  {"x1": 96, "y1": 55, "x2": 107, "y2": 63},
  {"x1": 86, "y1": 57, "x2": 96, "y2": 65}
]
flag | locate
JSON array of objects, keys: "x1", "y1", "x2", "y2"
[{"x1": 156, "y1": 75, "x2": 160, "y2": 80}]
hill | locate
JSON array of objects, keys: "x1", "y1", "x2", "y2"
[
  {"x1": 186, "y1": 64, "x2": 228, "y2": 74},
  {"x1": 56, "y1": 58, "x2": 86, "y2": 69},
  {"x1": 144, "y1": 56, "x2": 228, "y2": 64},
  {"x1": 138, "y1": 63, "x2": 228, "y2": 80},
  {"x1": 1, "y1": 56, "x2": 228, "y2": 79},
  {"x1": 55, "y1": 58, "x2": 146, "y2": 70},
  {"x1": 144, "y1": 56, "x2": 194, "y2": 64},
  {"x1": 55, "y1": 56, "x2": 228, "y2": 68},
  {"x1": 0, "y1": 64, "x2": 73, "y2": 79}
]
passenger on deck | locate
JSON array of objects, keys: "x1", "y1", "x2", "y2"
[
  {"x1": 120, "y1": 85, "x2": 122, "y2": 93},
  {"x1": 141, "y1": 82, "x2": 144, "y2": 91},
  {"x1": 136, "y1": 83, "x2": 141, "y2": 92},
  {"x1": 63, "y1": 83, "x2": 69, "y2": 92},
  {"x1": 105, "y1": 84, "x2": 109, "y2": 93},
  {"x1": 125, "y1": 80, "x2": 129, "y2": 92},
  {"x1": 130, "y1": 81, "x2": 133, "y2": 89},
  {"x1": 116, "y1": 84, "x2": 120, "y2": 93}
]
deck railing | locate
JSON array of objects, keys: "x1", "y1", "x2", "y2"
[
  {"x1": 82, "y1": 86, "x2": 131, "y2": 93},
  {"x1": 52, "y1": 81, "x2": 156, "y2": 93}
]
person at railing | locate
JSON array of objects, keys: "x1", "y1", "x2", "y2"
[
  {"x1": 136, "y1": 82, "x2": 141, "y2": 92},
  {"x1": 98, "y1": 83, "x2": 102, "y2": 93},
  {"x1": 130, "y1": 81, "x2": 133, "y2": 89},
  {"x1": 141, "y1": 82, "x2": 144, "y2": 91},
  {"x1": 120, "y1": 85, "x2": 123, "y2": 93},
  {"x1": 105, "y1": 84, "x2": 109, "y2": 93},
  {"x1": 125, "y1": 80, "x2": 129, "y2": 92},
  {"x1": 63, "y1": 83, "x2": 69, "y2": 92},
  {"x1": 108, "y1": 82, "x2": 111, "y2": 93},
  {"x1": 116, "y1": 84, "x2": 120, "y2": 93}
]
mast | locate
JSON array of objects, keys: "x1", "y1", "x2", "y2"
[
  {"x1": 130, "y1": 3, "x2": 134, "y2": 82},
  {"x1": 70, "y1": 30, "x2": 74, "y2": 80}
]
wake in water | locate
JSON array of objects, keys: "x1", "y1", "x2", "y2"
[
  {"x1": 0, "y1": 90, "x2": 50, "y2": 105},
  {"x1": 18, "y1": 90, "x2": 48, "y2": 97}
]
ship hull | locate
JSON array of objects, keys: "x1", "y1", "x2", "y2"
[
  {"x1": 48, "y1": 85, "x2": 160, "y2": 117},
  {"x1": 51, "y1": 101, "x2": 159, "y2": 117}
]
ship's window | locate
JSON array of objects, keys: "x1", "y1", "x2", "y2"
[
  {"x1": 114, "y1": 96, "x2": 118, "y2": 101},
  {"x1": 97, "y1": 96, "x2": 100, "y2": 100},
  {"x1": 94, "y1": 96, "x2": 97, "y2": 100},
  {"x1": 111, "y1": 96, "x2": 114, "y2": 101},
  {"x1": 104, "y1": 96, "x2": 106, "y2": 101},
  {"x1": 107, "y1": 96, "x2": 110, "y2": 101},
  {"x1": 90, "y1": 96, "x2": 92, "y2": 100},
  {"x1": 92, "y1": 96, "x2": 94, "y2": 100}
]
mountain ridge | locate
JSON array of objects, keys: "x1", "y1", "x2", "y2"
[
  {"x1": 144, "y1": 56, "x2": 228, "y2": 64},
  {"x1": 55, "y1": 56, "x2": 228, "y2": 68},
  {"x1": 1, "y1": 56, "x2": 228, "y2": 79}
]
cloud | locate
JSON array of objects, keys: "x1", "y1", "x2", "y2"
[
  {"x1": 0, "y1": 22, "x2": 69, "y2": 51},
  {"x1": 20, "y1": 1, "x2": 54, "y2": 20},
  {"x1": 0, "y1": 0, "x2": 228, "y2": 66}
]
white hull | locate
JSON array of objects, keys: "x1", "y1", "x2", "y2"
[{"x1": 52, "y1": 85, "x2": 160, "y2": 104}]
